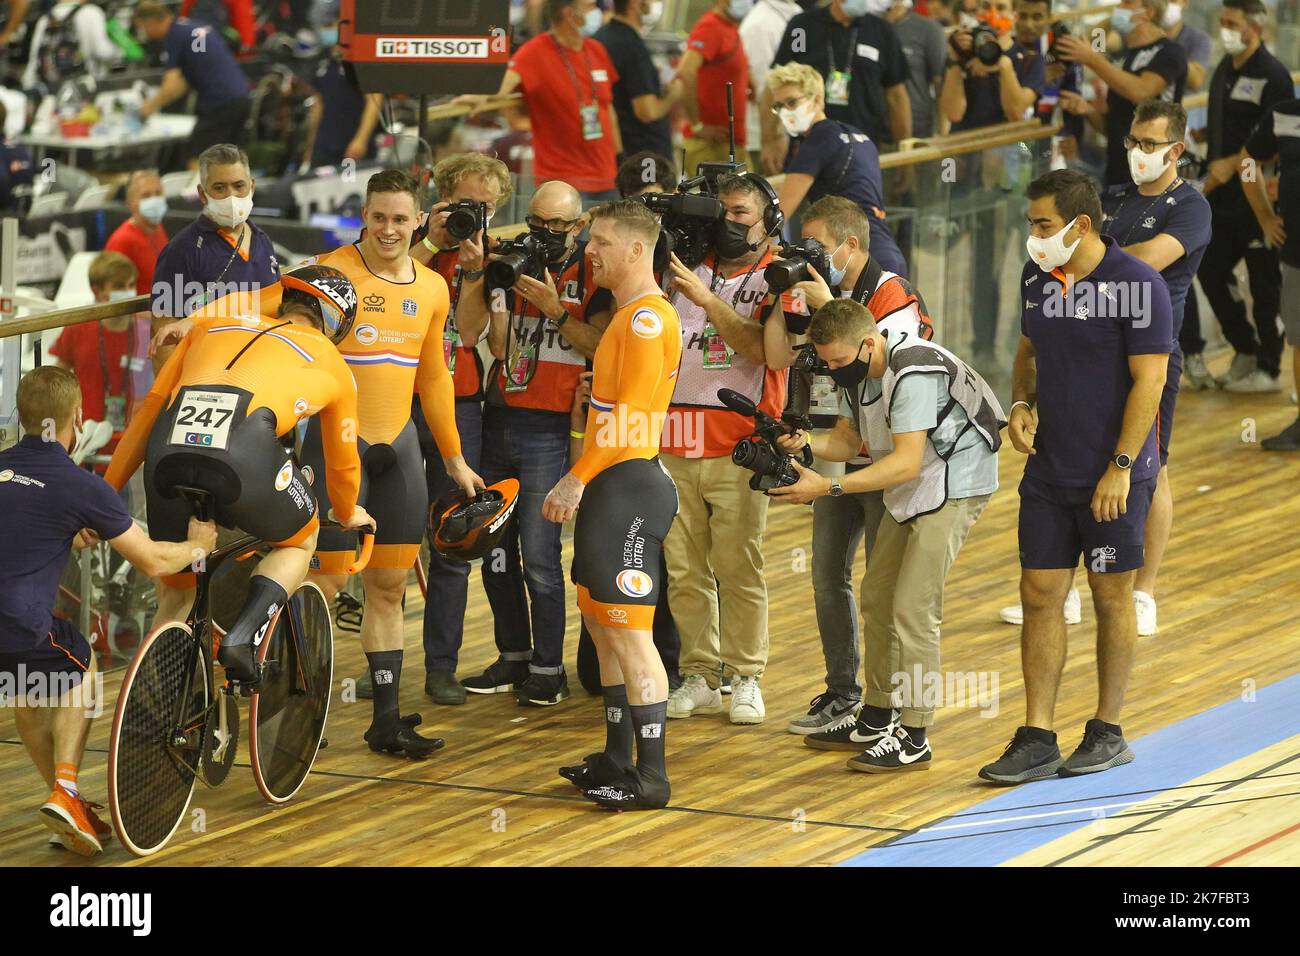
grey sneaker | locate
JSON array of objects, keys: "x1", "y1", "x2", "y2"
[
  {"x1": 425, "y1": 669, "x2": 466, "y2": 705},
  {"x1": 978, "y1": 727, "x2": 1063, "y2": 784},
  {"x1": 1181, "y1": 352, "x2": 1214, "y2": 390},
  {"x1": 1216, "y1": 352, "x2": 1257, "y2": 387},
  {"x1": 787, "y1": 691, "x2": 861, "y2": 735},
  {"x1": 1261, "y1": 418, "x2": 1300, "y2": 451},
  {"x1": 1058, "y1": 719, "x2": 1134, "y2": 777}
]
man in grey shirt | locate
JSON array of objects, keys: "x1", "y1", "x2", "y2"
[
  {"x1": 1164, "y1": 0, "x2": 1213, "y2": 91},
  {"x1": 883, "y1": 0, "x2": 948, "y2": 137}
]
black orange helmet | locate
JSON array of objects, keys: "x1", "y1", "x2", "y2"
[
  {"x1": 280, "y1": 263, "x2": 358, "y2": 344},
  {"x1": 430, "y1": 478, "x2": 520, "y2": 561}
]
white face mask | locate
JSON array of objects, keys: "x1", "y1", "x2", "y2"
[
  {"x1": 778, "y1": 99, "x2": 818, "y2": 137},
  {"x1": 641, "y1": 0, "x2": 664, "y2": 28},
  {"x1": 1129, "y1": 143, "x2": 1175, "y2": 184},
  {"x1": 1025, "y1": 216, "x2": 1081, "y2": 272},
  {"x1": 1220, "y1": 27, "x2": 1247, "y2": 55},
  {"x1": 1162, "y1": 3, "x2": 1182, "y2": 28},
  {"x1": 108, "y1": 289, "x2": 135, "y2": 302},
  {"x1": 205, "y1": 192, "x2": 254, "y2": 229}
]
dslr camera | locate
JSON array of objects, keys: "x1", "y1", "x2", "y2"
[
  {"x1": 954, "y1": 24, "x2": 1003, "y2": 67},
  {"x1": 765, "y1": 237, "x2": 833, "y2": 292},
  {"x1": 1045, "y1": 21, "x2": 1071, "y2": 65},
  {"x1": 443, "y1": 200, "x2": 489, "y2": 243},
  {"x1": 486, "y1": 231, "x2": 548, "y2": 293},
  {"x1": 718, "y1": 387, "x2": 814, "y2": 493}
]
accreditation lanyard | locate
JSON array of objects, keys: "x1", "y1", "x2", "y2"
[
  {"x1": 826, "y1": 27, "x2": 857, "y2": 107},
  {"x1": 701, "y1": 258, "x2": 763, "y2": 371},
  {"x1": 444, "y1": 261, "x2": 463, "y2": 372},
  {"x1": 554, "y1": 34, "x2": 604, "y2": 141},
  {"x1": 98, "y1": 320, "x2": 136, "y2": 431}
]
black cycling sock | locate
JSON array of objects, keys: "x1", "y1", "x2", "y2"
[
  {"x1": 903, "y1": 724, "x2": 927, "y2": 746},
  {"x1": 223, "y1": 575, "x2": 288, "y2": 649},
  {"x1": 629, "y1": 700, "x2": 668, "y2": 777},
  {"x1": 602, "y1": 685, "x2": 634, "y2": 769},
  {"x1": 366, "y1": 650, "x2": 403, "y2": 722},
  {"x1": 861, "y1": 704, "x2": 895, "y2": 729}
]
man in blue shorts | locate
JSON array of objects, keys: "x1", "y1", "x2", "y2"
[{"x1": 980, "y1": 169, "x2": 1172, "y2": 785}]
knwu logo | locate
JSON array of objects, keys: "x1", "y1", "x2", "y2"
[{"x1": 1090, "y1": 546, "x2": 1118, "y2": 573}]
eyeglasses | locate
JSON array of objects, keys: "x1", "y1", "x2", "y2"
[
  {"x1": 769, "y1": 94, "x2": 811, "y2": 115},
  {"x1": 1123, "y1": 135, "x2": 1178, "y2": 154},
  {"x1": 526, "y1": 214, "x2": 581, "y2": 232}
]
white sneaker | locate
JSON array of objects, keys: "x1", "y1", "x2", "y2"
[
  {"x1": 667, "y1": 675, "x2": 724, "y2": 719},
  {"x1": 999, "y1": 588, "x2": 1082, "y2": 626},
  {"x1": 1216, "y1": 353, "x2": 1257, "y2": 388},
  {"x1": 1181, "y1": 353, "x2": 1215, "y2": 390},
  {"x1": 1224, "y1": 369, "x2": 1282, "y2": 393},
  {"x1": 729, "y1": 676, "x2": 765, "y2": 725},
  {"x1": 1134, "y1": 590, "x2": 1157, "y2": 637}
]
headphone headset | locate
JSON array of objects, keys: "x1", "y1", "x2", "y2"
[{"x1": 738, "y1": 172, "x2": 785, "y2": 239}]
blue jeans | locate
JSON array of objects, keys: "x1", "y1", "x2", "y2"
[
  {"x1": 414, "y1": 397, "x2": 485, "y2": 673},
  {"x1": 478, "y1": 405, "x2": 571, "y2": 673}
]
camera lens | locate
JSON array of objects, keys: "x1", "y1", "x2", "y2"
[{"x1": 446, "y1": 208, "x2": 478, "y2": 242}]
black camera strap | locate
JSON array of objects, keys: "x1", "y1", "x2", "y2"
[
  {"x1": 850, "y1": 253, "x2": 885, "y2": 306},
  {"x1": 503, "y1": 249, "x2": 580, "y2": 390}
]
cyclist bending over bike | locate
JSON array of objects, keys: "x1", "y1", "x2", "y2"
[{"x1": 105, "y1": 265, "x2": 375, "y2": 684}]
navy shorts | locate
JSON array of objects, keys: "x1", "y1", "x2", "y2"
[
  {"x1": 1018, "y1": 473, "x2": 1156, "y2": 573},
  {"x1": 0, "y1": 618, "x2": 91, "y2": 687},
  {"x1": 1159, "y1": 350, "x2": 1182, "y2": 466}
]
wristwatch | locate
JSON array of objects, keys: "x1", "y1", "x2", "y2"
[
  {"x1": 545, "y1": 309, "x2": 568, "y2": 330},
  {"x1": 829, "y1": 479, "x2": 844, "y2": 498},
  {"x1": 462, "y1": 267, "x2": 485, "y2": 282},
  {"x1": 1112, "y1": 453, "x2": 1133, "y2": 470}
]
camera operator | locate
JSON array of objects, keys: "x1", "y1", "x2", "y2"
[
  {"x1": 406, "y1": 153, "x2": 510, "y2": 706},
  {"x1": 940, "y1": 0, "x2": 1046, "y2": 366},
  {"x1": 762, "y1": 196, "x2": 933, "y2": 736},
  {"x1": 766, "y1": 62, "x2": 909, "y2": 278},
  {"x1": 1054, "y1": 0, "x2": 1187, "y2": 187},
  {"x1": 769, "y1": 298, "x2": 1003, "y2": 771},
  {"x1": 468, "y1": 180, "x2": 612, "y2": 706},
  {"x1": 661, "y1": 172, "x2": 787, "y2": 726}
]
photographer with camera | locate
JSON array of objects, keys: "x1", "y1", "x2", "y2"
[
  {"x1": 766, "y1": 62, "x2": 909, "y2": 278},
  {"x1": 769, "y1": 298, "x2": 1003, "y2": 772},
  {"x1": 405, "y1": 153, "x2": 510, "y2": 706},
  {"x1": 661, "y1": 172, "x2": 787, "y2": 726},
  {"x1": 467, "y1": 180, "x2": 613, "y2": 706},
  {"x1": 761, "y1": 196, "x2": 933, "y2": 735}
]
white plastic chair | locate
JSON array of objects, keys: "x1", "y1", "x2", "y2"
[
  {"x1": 28, "y1": 192, "x2": 68, "y2": 217},
  {"x1": 161, "y1": 170, "x2": 199, "y2": 199},
  {"x1": 54, "y1": 251, "x2": 100, "y2": 310},
  {"x1": 72, "y1": 183, "x2": 116, "y2": 211}
]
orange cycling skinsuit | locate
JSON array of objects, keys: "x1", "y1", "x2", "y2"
[
  {"x1": 257, "y1": 243, "x2": 462, "y2": 572},
  {"x1": 104, "y1": 311, "x2": 362, "y2": 587},
  {"x1": 570, "y1": 293, "x2": 683, "y2": 631}
]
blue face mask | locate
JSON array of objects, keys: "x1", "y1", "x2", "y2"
[
  {"x1": 1110, "y1": 7, "x2": 1134, "y2": 35},
  {"x1": 139, "y1": 195, "x2": 168, "y2": 224},
  {"x1": 840, "y1": 0, "x2": 870, "y2": 18},
  {"x1": 319, "y1": 26, "x2": 339, "y2": 46},
  {"x1": 581, "y1": 7, "x2": 604, "y2": 35},
  {"x1": 728, "y1": 0, "x2": 755, "y2": 19},
  {"x1": 826, "y1": 239, "x2": 849, "y2": 286}
]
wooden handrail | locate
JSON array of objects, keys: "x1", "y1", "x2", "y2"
[{"x1": 0, "y1": 295, "x2": 150, "y2": 339}]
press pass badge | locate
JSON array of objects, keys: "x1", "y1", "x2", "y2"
[
  {"x1": 104, "y1": 395, "x2": 127, "y2": 432},
  {"x1": 702, "y1": 323, "x2": 732, "y2": 370},
  {"x1": 505, "y1": 340, "x2": 537, "y2": 393},
  {"x1": 580, "y1": 103, "x2": 604, "y2": 141},
  {"x1": 826, "y1": 69, "x2": 850, "y2": 106},
  {"x1": 443, "y1": 324, "x2": 459, "y2": 372}
]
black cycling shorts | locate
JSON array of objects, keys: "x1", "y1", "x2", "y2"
[
  {"x1": 145, "y1": 388, "x2": 317, "y2": 583},
  {"x1": 301, "y1": 416, "x2": 427, "y2": 572},
  {"x1": 573, "y1": 457, "x2": 679, "y2": 631}
]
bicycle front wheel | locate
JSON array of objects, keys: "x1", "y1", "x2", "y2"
[
  {"x1": 108, "y1": 622, "x2": 209, "y2": 856},
  {"x1": 249, "y1": 582, "x2": 334, "y2": 804}
]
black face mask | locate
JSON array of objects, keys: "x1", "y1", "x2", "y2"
[
  {"x1": 529, "y1": 225, "x2": 572, "y2": 263},
  {"x1": 827, "y1": 339, "x2": 871, "y2": 389},
  {"x1": 712, "y1": 217, "x2": 756, "y2": 261}
]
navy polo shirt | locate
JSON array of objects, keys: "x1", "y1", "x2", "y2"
[
  {"x1": 1101, "y1": 179, "x2": 1211, "y2": 339},
  {"x1": 1020, "y1": 237, "x2": 1173, "y2": 487},
  {"x1": 160, "y1": 17, "x2": 250, "y2": 112},
  {"x1": 953, "y1": 40, "x2": 1046, "y2": 132},
  {"x1": 0, "y1": 138, "x2": 34, "y2": 211},
  {"x1": 1105, "y1": 38, "x2": 1186, "y2": 186},
  {"x1": 151, "y1": 213, "x2": 280, "y2": 318},
  {"x1": 1245, "y1": 98, "x2": 1300, "y2": 269},
  {"x1": 310, "y1": 58, "x2": 368, "y2": 168},
  {"x1": 595, "y1": 18, "x2": 672, "y2": 159},
  {"x1": 0, "y1": 436, "x2": 133, "y2": 654}
]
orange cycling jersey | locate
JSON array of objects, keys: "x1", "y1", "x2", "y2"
[
  {"x1": 570, "y1": 293, "x2": 682, "y2": 485},
  {"x1": 257, "y1": 244, "x2": 461, "y2": 455},
  {"x1": 105, "y1": 314, "x2": 362, "y2": 522}
]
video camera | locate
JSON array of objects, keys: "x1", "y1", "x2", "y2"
[
  {"x1": 718, "y1": 387, "x2": 814, "y2": 494},
  {"x1": 444, "y1": 199, "x2": 489, "y2": 243},
  {"x1": 486, "y1": 231, "x2": 548, "y2": 293}
]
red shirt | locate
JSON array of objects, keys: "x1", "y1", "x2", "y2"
[
  {"x1": 509, "y1": 33, "x2": 618, "y2": 192},
  {"x1": 686, "y1": 11, "x2": 750, "y2": 146},
  {"x1": 431, "y1": 250, "x2": 483, "y2": 399},
  {"x1": 50, "y1": 319, "x2": 152, "y2": 465},
  {"x1": 104, "y1": 218, "x2": 169, "y2": 296}
]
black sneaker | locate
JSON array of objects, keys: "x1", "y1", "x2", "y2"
[
  {"x1": 1058, "y1": 718, "x2": 1135, "y2": 776},
  {"x1": 804, "y1": 710, "x2": 896, "y2": 751},
  {"x1": 1261, "y1": 418, "x2": 1300, "y2": 451},
  {"x1": 788, "y1": 691, "x2": 861, "y2": 735},
  {"x1": 425, "y1": 669, "x2": 466, "y2": 705},
  {"x1": 978, "y1": 727, "x2": 1063, "y2": 784},
  {"x1": 847, "y1": 727, "x2": 932, "y2": 773},
  {"x1": 461, "y1": 658, "x2": 529, "y2": 695},
  {"x1": 517, "y1": 671, "x2": 570, "y2": 707},
  {"x1": 364, "y1": 713, "x2": 444, "y2": 759},
  {"x1": 583, "y1": 765, "x2": 670, "y2": 811},
  {"x1": 559, "y1": 751, "x2": 625, "y2": 789}
]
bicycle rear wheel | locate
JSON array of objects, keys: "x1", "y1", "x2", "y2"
[
  {"x1": 108, "y1": 622, "x2": 209, "y2": 856},
  {"x1": 249, "y1": 582, "x2": 334, "y2": 804}
]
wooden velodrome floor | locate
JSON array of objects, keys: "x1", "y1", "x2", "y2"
[{"x1": 2, "y1": 352, "x2": 1298, "y2": 867}]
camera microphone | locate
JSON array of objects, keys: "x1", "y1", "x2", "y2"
[{"x1": 717, "y1": 388, "x2": 757, "y2": 417}]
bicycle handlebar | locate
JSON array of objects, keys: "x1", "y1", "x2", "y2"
[{"x1": 339, "y1": 528, "x2": 375, "y2": 576}]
